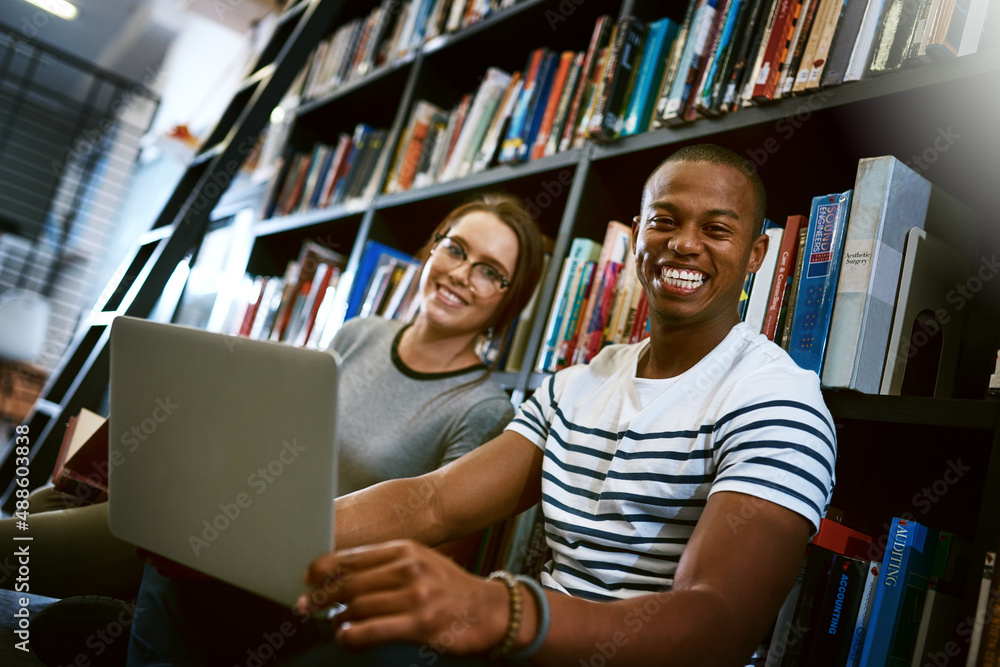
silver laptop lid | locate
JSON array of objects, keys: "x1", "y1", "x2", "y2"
[{"x1": 108, "y1": 316, "x2": 337, "y2": 607}]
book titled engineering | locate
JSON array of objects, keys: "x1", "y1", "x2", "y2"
[{"x1": 787, "y1": 190, "x2": 853, "y2": 377}]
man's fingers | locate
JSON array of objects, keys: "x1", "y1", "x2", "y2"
[
  {"x1": 298, "y1": 551, "x2": 430, "y2": 614},
  {"x1": 333, "y1": 589, "x2": 413, "y2": 625},
  {"x1": 304, "y1": 540, "x2": 415, "y2": 586},
  {"x1": 335, "y1": 614, "x2": 420, "y2": 651}
]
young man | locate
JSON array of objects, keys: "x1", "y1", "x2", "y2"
[{"x1": 277, "y1": 144, "x2": 836, "y2": 666}]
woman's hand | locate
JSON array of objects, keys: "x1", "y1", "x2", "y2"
[{"x1": 296, "y1": 539, "x2": 511, "y2": 656}]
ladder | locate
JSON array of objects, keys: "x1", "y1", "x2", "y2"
[{"x1": 0, "y1": 0, "x2": 346, "y2": 513}]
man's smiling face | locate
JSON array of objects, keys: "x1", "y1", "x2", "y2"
[{"x1": 632, "y1": 159, "x2": 769, "y2": 332}]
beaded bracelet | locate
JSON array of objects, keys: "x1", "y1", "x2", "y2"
[
  {"x1": 487, "y1": 570, "x2": 522, "y2": 660},
  {"x1": 510, "y1": 575, "x2": 551, "y2": 660}
]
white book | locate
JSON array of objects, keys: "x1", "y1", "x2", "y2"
[
  {"x1": 439, "y1": 67, "x2": 511, "y2": 182},
  {"x1": 958, "y1": 0, "x2": 990, "y2": 54},
  {"x1": 843, "y1": 0, "x2": 890, "y2": 81},
  {"x1": 744, "y1": 227, "x2": 784, "y2": 335}
]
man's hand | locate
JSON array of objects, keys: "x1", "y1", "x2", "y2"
[{"x1": 297, "y1": 540, "x2": 518, "y2": 656}]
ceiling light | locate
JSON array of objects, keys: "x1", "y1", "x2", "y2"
[{"x1": 22, "y1": 0, "x2": 79, "y2": 21}]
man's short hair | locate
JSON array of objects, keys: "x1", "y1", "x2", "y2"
[{"x1": 643, "y1": 144, "x2": 768, "y2": 237}]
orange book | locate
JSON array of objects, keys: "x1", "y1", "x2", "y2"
[{"x1": 530, "y1": 51, "x2": 575, "y2": 161}]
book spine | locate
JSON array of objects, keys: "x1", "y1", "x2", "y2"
[
  {"x1": 779, "y1": 226, "x2": 809, "y2": 349},
  {"x1": 560, "y1": 15, "x2": 612, "y2": 153},
  {"x1": 654, "y1": 0, "x2": 698, "y2": 125},
  {"x1": 556, "y1": 261, "x2": 597, "y2": 369},
  {"x1": 596, "y1": 17, "x2": 648, "y2": 141},
  {"x1": 847, "y1": 562, "x2": 881, "y2": 667},
  {"x1": 499, "y1": 49, "x2": 544, "y2": 164},
  {"x1": 531, "y1": 51, "x2": 575, "y2": 160},
  {"x1": 744, "y1": 225, "x2": 784, "y2": 334},
  {"x1": 695, "y1": 0, "x2": 744, "y2": 114},
  {"x1": 859, "y1": 519, "x2": 921, "y2": 666},
  {"x1": 763, "y1": 215, "x2": 806, "y2": 340},
  {"x1": 820, "y1": 157, "x2": 893, "y2": 389},
  {"x1": 751, "y1": 0, "x2": 798, "y2": 100},
  {"x1": 683, "y1": 0, "x2": 732, "y2": 121},
  {"x1": 516, "y1": 51, "x2": 558, "y2": 163},
  {"x1": 805, "y1": 555, "x2": 869, "y2": 666},
  {"x1": 622, "y1": 19, "x2": 676, "y2": 136},
  {"x1": 545, "y1": 53, "x2": 583, "y2": 156},
  {"x1": 787, "y1": 190, "x2": 853, "y2": 376}
]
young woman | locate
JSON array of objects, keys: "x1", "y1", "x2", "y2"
[{"x1": 0, "y1": 193, "x2": 545, "y2": 664}]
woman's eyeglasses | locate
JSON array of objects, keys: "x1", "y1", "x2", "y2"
[{"x1": 431, "y1": 234, "x2": 511, "y2": 298}]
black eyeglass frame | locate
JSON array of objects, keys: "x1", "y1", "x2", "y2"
[{"x1": 431, "y1": 233, "x2": 512, "y2": 293}]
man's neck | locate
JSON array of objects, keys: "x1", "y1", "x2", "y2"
[{"x1": 638, "y1": 317, "x2": 740, "y2": 380}]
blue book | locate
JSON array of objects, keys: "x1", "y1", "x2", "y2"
[
  {"x1": 859, "y1": 518, "x2": 937, "y2": 666},
  {"x1": 515, "y1": 51, "x2": 559, "y2": 163},
  {"x1": 787, "y1": 191, "x2": 853, "y2": 376},
  {"x1": 696, "y1": 0, "x2": 743, "y2": 110},
  {"x1": 498, "y1": 49, "x2": 546, "y2": 164},
  {"x1": 344, "y1": 240, "x2": 418, "y2": 321},
  {"x1": 621, "y1": 18, "x2": 679, "y2": 136},
  {"x1": 535, "y1": 238, "x2": 602, "y2": 372}
]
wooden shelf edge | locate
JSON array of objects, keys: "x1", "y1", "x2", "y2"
[
  {"x1": 295, "y1": 54, "x2": 417, "y2": 115},
  {"x1": 823, "y1": 391, "x2": 1000, "y2": 429},
  {"x1": 421, "y1": 0, "x2": 550, "y2": 56},
  {"x1": 373, "y1": 149, "x2": 584, "y2": 209},
  {"x1": 254, "y1": 199, "x2": 369, "y2": 236}
]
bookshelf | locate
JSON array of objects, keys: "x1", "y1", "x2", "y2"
[
  {"x1": 205, "y1": 0, "x2": 1000, "y2": 644},
  {"x1": 11, "y1": 0, "x2": 1000, "y2": 658}
]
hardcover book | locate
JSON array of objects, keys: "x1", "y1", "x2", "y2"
[
  {"x1": 821, "y1": 156, "x2": 980, "y2": 394},
  {"x1": 621, "y1": 18, "x2": 679, "y2": 136},
  {"x1": 763, "y1": 215, "x2": 807, "y2": 341},
  {"x1": 787, "y1": 190, "x2": 853, "y2": 377},
  {"x1": 858, "y1": 518, "x2": 938, "y2": 667}
]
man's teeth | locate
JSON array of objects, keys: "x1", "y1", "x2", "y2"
[{"x1": 660, "y1": 267, "x2": 705, "y2": 287}]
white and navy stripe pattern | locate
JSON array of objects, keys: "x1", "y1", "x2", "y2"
[{"x1": 507, "y1": 323, "x2": 836, "y2": 601}]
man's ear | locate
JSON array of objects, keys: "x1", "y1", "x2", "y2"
[
  {"x1": 746, "y1": 232, "x2": 769, "y2": 273},
  {"x1": 631, "y1": 216, "x2": 641, "y2": 254}
]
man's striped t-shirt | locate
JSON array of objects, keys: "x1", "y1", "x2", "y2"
[{"x1": 506, "y1": 323, "x2": 836, "y2": 601}]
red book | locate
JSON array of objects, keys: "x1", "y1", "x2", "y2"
[
  {"x1": 751, "y1": 0, "x2": 802, "y2": 101},
  {"x1": 441, "y1": 93, "x2": 473, "y2": 173},
  {"x1": 762, "y1": 214, "x2": 806, "y2": 340},
  {"x1": 628, "y1": 291, "x2": 649, "y2": 344},
  {"x1": 571, "y1": 221, "x2": 632, "y2": 365},
  {"x1": 812, "y1": 517, "x2": 874, "y2": 560},
  {"x1": 238, "y1": 277, "x2": 268, "y2": 337}
]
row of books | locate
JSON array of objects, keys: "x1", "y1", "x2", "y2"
[
  {"x1": 737, "y1": 155, "x2": 979, "y2": 395},
  {"x1": 382, "y1": 46, "x2": 587, "y2": 194},
  {"x1": 223, "y1": 241, "x2": 347, "y2": 348},
  {"x1": 221, "y1": 230, "x2": 554, "y2": 377},
  {"x1": 531, "y1": 154, "x2": 979, "y2": 397},
  {"x1": 533, "y1": 223, "x2": 649, "y2": 373},
  {"x1": 263, "y1": 124, "x2": 388, "y2": 219},
  {"x1": 748, "y1": 514, "x2": 1000, "y2": 666},
  {"x1": 594, "y1": 0, "x2": 991, "y2": 137},
  {"x1": 296, "y1": 0, "x2": 521, "y2": 102}
]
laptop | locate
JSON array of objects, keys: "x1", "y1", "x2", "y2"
[{"x1": 107, "y1": 316, "x2": 338, "y2": 607}]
